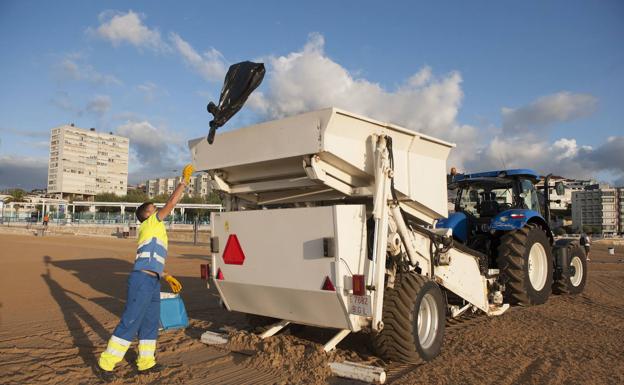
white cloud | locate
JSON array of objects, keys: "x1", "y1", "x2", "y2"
[
  {"x1": 459, "y1": 93, "x2": 623, "y2": 182},
  {"x1": 250, "y1": 33, "x2": 464, "y2": 140},
  {"x1": 115, "y1": 120, "x2": 188, "y2": 183},
  {"x1": 463, "y1": 131, "x2": 624, "y2": 185},
  {"x1": 501, "y1": 91, "x2": 597, "y2": 133},
  {"x1": 50, "y1": 92, "x2": 113, "y2": 117},
  {"x1": 56, "y1": 54, "x2": 122, "y2": 86},
  {"x1": 136, "y1": 81, "x2": 166, "y2": 102},
  {"x1": 90, "y1": 12, "x2": 227, "y2": 81},
  {"x1": 246, "y1": 34, "x2": 622, "y2": 184},
  {"x1": 169, "y1": 33, "x2": 227, "y2": 81},
  {"x1": 78, "y1": 20, "x2": 623, "y2": 185},
  {"x1": 93, "y1": 10, "x2": 167, "y2": 51},
  {"x1": 86, "y1": 95, "x2": 112, "y2": 115},
  {"x1": 50, "y1": 91, "x2": 77, "y2": 113}
]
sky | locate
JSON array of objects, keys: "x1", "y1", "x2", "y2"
[{"x1": 0, "y1": 0, "x2": 623, "y2": 190}]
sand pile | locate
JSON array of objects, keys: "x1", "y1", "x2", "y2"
[{"x1": 228, "y1": 330, "x2": 339, "y2": 384}]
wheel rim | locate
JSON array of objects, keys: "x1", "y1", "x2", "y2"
[
  {"x1": 570, "y1": 256, "x2": 583, "y2": 287},
  {"x1": 527, "y1": 243, "x2": 548, "y2": 291},
  {"x1": 417, "y1": 293, "x2": 439, "y2": 349}
]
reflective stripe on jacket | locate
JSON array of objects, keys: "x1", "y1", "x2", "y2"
[{"x1": 133, "y1": 212, "x2": 168, "y2": 275}]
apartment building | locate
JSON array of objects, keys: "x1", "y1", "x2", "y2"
[
  {"x1": 146, "y1": 173, "x2": 211, "y2": 199},
  {"x1": 536, "y1": 176, "x2": 595, "y2": 210},
  {"x1": 619, "y1": 188, "x2": 624, "y2": 235},
  {"x1": 47, "y1": 124, "x2": 129, "y2": 199},
  {"x1": 571, "y1": 184, "x2": 619, "y2": 236}
]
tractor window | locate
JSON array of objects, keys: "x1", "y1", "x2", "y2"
[
  {"x1": 520, "y1": 179, "x2": 540, "y2": 213},
  {"x1": 457, "y1": 181, "x2": 515, "y2": 218}
]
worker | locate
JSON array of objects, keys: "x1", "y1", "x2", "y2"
[
  {"x1": 95, "y1": 164, "x2": 194, "y2": 381},
  {"x1": 43, "y1": 214, "x2": 49, "y2": 227},
  {"x1": 580, "y1": 233, "x2": 591, "y2": 260}
]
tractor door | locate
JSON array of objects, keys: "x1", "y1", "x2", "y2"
[{"x1": 519, "y1": 178, "x2": 541, "y2": 215}]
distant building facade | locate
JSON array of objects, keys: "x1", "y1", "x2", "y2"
[
  {"x1": 619, "y1": 187, "x2": 624, "y2": 235},
  {"x1": 571, "y1": 184, "x2": 620, "y2": 236},
  {"x1": 146, "y1": 174, "x2": 211, "y2": 199},
  {"x1": 47, "y1": 124, "x2": 129, "y2": 199},
  {"x1": 536, "y1": 176, "x2": 595, "y2": 211}
]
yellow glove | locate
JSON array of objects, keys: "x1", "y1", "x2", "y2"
[
  {"x1": 165, "y1": 275, "x2": 182, "y2": 293},
  {"x1": 182, "y1": 164, "x2": 194, "y2": 184}
]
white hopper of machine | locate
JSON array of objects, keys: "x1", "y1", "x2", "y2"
[{"x1": 189, "y1": 107, "x2": 454, "y2": 223}]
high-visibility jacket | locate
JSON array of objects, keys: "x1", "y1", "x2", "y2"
[{"x1": 133, "y1": 212, "x2": 168, "y2": 275}]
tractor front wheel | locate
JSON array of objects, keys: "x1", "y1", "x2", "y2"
[{"x1": 497, "y1": 224, "x2": 553, "y2": 306}]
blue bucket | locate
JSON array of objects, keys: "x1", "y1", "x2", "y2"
[{"x1": 160, "y1": 292, "x2": 189, "y2": 330}]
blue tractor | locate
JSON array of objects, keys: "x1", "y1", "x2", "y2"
[{"x1": 437, "y1": 169, "x2": 587, "y2": 306}]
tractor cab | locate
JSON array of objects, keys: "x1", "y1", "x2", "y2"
[
  {"x1": 438, "y1": 169, "x2": 551, "y2": 249},
  {"x1": 455, "y1": 176, "x2": 541, "y2": 218}
]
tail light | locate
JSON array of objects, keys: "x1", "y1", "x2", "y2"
[
  {"x1": 352, "y1": 274, "x2": 365, "y2": 296},
  {"x1": 216, "y1": 268, "x2": 224, "y2": 280},
  {"x1": 510, "y1": 213, "x2": 525, "y2": 219},
  {"x1": 200, "y1": 263, "x2": 210, "y2": 280},
  {"x1": 322, "y1": 276, "x2": 335, "y2": 291}
]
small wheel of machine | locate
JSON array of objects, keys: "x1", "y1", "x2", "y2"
[
  {"x1": 553, "y1": 242, "x2": 588, "y2": 295},
  {"x1": 497, "y1": 224, "x2": 553, "y2": 306},
  {"x1": 373, "y1": 271, "x2": 446, "y2": 363}
]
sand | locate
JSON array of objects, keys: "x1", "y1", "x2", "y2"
[{"x1": 1, "y1": 233, "x2": 623, "y2": 385}]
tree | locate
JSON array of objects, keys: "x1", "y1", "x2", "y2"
[
  {"x1": 13, "y1": 203, "x2": 22, "y2": 218},
  {"x1": 95, "y1": 193, "x2": 121, "y2": 202},
  {"x1": 180, "y1": 196, "x2": 205, "y2": 204},
  {"x1": 125, "y1": 189, "x2": 148, "y2": 203},
  {"x1": 152, "y1": 194, "x2": 170, "y2": 203},
  {"x1": 205, "y1": 192, "x2": 222, "y2": 204},
  {"x1": 8, "y1": 189, "x2": 26, "y2": 202}
]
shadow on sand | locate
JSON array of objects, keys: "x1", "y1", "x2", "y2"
[
  {"x1": 41, "y1": 255, "x2": 112, "y2": 365},
  {"x1": 42, "y1": 255, "x2": 232, "y2": 352}
]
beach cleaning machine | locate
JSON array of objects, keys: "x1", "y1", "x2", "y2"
[{"x1": 189, "y1": 108, "x2": 509, "y2": 363}]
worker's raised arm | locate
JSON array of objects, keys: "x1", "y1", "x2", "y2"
[{"x1": 157, "y1": 164, "x2": 195, "y2": 221}]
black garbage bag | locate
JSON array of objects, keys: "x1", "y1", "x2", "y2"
[{"x1": 206, "y1": 61, "x2": 265, "y2": 144}]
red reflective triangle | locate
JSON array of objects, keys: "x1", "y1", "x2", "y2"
[
  {"x1": 216, "y1": 268, "x2": 224, "y2": 280},
  {"x1": 322, "y1": 276, "x2": 336, "y2": 291},
  {"x1": 222, "y1": 234, "x2": 245, "y2": 265}
]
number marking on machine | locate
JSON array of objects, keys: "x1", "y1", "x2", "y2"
[{"x1": 348, "y1": 294, "x2": 372, "y2": 317}]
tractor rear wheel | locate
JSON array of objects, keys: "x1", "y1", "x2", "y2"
[
  {"x1": 497, "y1": 224, "x2": 553, "y2": 306},
  {"x1": 373, "y1": 271, "x2": 446, "y2": 363},
  {"x1": 553, "y1": 243, "x2": 587, "y2": 295}
]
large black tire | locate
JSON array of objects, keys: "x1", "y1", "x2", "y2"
[
  {"x1": 553, "y1": 243, "x2": 588, "y2": 295},
  {"x1": 373, "y1": 272, "x2": 446, "y2": 363},
  {"x1": 497, "y1": 224, "x2": 553, "y2": 306}
]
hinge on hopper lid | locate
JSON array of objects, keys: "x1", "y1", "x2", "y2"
[{"x1": 210, "y1": 172, "x2": 230, "y2": 193}]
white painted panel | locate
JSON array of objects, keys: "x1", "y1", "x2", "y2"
[
  {"x1": 189, "y1": 109, "x2": 329, "y2": 171},
  {"x1": 217, "y1": 282, "x2": 352, "y2": 329},
  {"x1": 212, "y1": 205, "x2": 369, "y2": 330}
]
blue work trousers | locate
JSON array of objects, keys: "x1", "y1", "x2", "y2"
[{"x1": 112, "y1": 270, "x2": 160, "y2": 341}]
